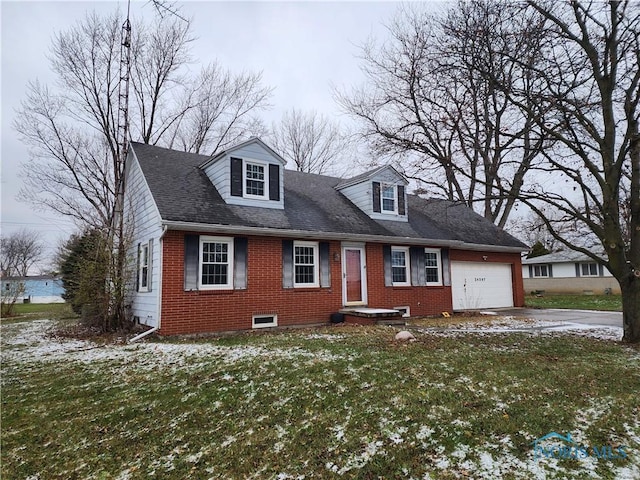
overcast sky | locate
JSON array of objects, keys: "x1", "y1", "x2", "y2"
[{"x1": 1, "y1": 0, "x2": 432, "y2": 272}]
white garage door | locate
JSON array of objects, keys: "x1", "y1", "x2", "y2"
[{"x1": 451, "y1": 262, "x2": 514, "y2": 310}]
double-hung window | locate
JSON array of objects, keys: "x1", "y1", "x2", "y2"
[
  {"x1": 381, "y1": 184, "x2": 396, "y2": 213},
  {"x1": 138, "y1": 241, "x2": 151, "y2": 292},
  {"x1": 391, "y1": 246, "x2": 410, "y2": 286},
  {"x1": 580, "y1": 262, "x2": 598, "y2": 277},
  {"x1": 533, "y1": 265, "x2": 549, "y2": 278},
  {"x1": 199, "y1": 236, "x2": 234, "y2": 289},
  {"x1": 424, "y1": 248, "x2": 442, "y2": 285},
  {"x1": 245, "y1": 161, "x2": 267, "y2": 198},
  {"x1": 294, "y1": 241, "x2": 319, "y2": 287}
]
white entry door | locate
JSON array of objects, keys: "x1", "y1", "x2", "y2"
[
  {"x1": 451, "y1": 262, "x2": 514, "y2": 310},
  {"x1": 342, "y1": 245, "x2": 367, "y2": 306}
]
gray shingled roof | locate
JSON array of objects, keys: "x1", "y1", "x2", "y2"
[
  {"x1": 130, "y1": 142, "x2": 526, "y2": 250},
  {"x1": 522, "y1": 251, "x2": 603, "y2": 264}
]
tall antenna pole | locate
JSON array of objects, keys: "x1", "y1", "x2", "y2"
[{"x1": 111, "y1": 0, "x2": 132, "y2": 328}]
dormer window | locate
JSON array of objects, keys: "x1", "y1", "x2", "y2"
[
  {"x1": 381, "y1": 184, "x2": 397, "y2": 213},
  {"x1": 245, "y1": 161, "x2": 267, "y2": 198}
]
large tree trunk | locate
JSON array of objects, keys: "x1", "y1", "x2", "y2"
[{"x1": 621, "y1": 274, "x2": 640, "y2": 343}]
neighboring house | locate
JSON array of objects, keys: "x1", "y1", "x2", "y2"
[
  {"x1": 522, "y1": 251, "x2": 620, "y2": 295},
  {"x1": 1, "y1": 275, "x2": 65, "y2": 304},
  {"x1": 124, "y1": 138, "x2": 527, "y2": 335}
]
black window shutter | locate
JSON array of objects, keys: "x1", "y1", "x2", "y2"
[
  {"x1": 598, "y1": 264, "x2": 604, "y2": 277},
  {"x1": 147, "y1": 239, "x2": 153, "y2": 292},
  {"x1": 383, "y1": 245, "x2": 392, "y2": 286},
  {"x1": 184, "y1": 235, "x2": 199, "y2": 291},
  {"x1": 398, "y1": 185, "x2": 406, "y2": 216},
  {"x1": 234, "y1": 237, "x2": 248, "y2": 289},
  {"x1": 441, "y1": 249, "x2": 451, "y2": 286},
  {"x1": 372, "y1": 182, "x2": 381, "y2": 213},
  {"x1": 282, "y1": 240, "x2": 294, "y2": 288},
  {"x1": 410, "y1": 246, "x2": 425, "y2": 286},
  {"x1": 548, "y1": 264, "x2": 553, "y2": 278},
  {"x1": 269, "y1": 164, "x2": 280, "y2": 201},
  {"x1": 575, "y1": 263, "x2": 581, "y2": 277},
  {"x1": 136, "y1": 243, "x2": 141, "y2": 292},
  {"x1": 528, "y1": 265, "x2": 533, "y2": 278},
  {"x1": 230, "y1": 157, "x2": 243, "y2": 197},
  {"x1": 320, "y1": 242, "x2": 331, "y2": 288}
]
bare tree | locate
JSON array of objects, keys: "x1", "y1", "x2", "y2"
[
  {"x1": 13, "y1": 10, "x2": 272, "y2": 330},
  {"x1": 337, "y1": 2, "x2": 548, "y2": 227},
  {"x1": 0, "y1": 229, "x2": 44, "y2": 277},
  {"x1": 269, "y1": 109, "x2": 352, "y2": 175},
  {"x1": 476, "y1": 1, "x2": 639, "y2": 342}
]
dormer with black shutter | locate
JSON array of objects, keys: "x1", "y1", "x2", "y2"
[
  {"x1": 199, "y1": 137, "x2": 286, "y2": 209},
  {"x1": 335, "y1": 165, "x2": 409, "y2": 222}
]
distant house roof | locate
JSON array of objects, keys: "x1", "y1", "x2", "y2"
[
  {"x1": 130, "y1": 142, "x2": 527, "y2": 251},
  {"x1": 522, "y1": 251, "x2": 602, "y2": 264},
  {"x1": 1, "y1": 274, "x2": 61, "y2": 282}
]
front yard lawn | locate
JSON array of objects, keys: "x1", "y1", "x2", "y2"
[
  {"x1": 2, "y1": 317, "x2": 639, "y2": 479},
  {"x1": 525, "y1": 294, "x2": 622, "y2": 312}
]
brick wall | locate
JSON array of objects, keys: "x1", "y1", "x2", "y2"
[
  {"x1": 159, "y1": 231, "x2": 460, "y2": 335},
  {"x1": 449, "y1": 249, "x2": 525, "y2": 307}
]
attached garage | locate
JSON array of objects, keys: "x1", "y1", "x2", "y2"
[{"x1": 451, "y1": 261, "x2": 514, "y2": 310}]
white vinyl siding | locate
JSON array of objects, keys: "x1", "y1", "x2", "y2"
[{"x1": 124, "y1": 151, "x2": 163, "y2": 327}]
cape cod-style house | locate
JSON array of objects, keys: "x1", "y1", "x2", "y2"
[{"x1": 124, "y1": 138, "x2": 526, "y2": 335}]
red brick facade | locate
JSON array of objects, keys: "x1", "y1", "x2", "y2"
[{"x1": 159, "y1": 230, "x2": 523, "y2": 335}]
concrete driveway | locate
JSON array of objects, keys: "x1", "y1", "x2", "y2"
[{"x1": 493, "y1": 308, "x2": 623, "y2": 328}]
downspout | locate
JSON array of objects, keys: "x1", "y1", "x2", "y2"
[{"x1": 129, "y1": 225, "x2": 168, "y2": 343}]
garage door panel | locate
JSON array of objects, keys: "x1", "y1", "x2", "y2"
[{"x1": 451, "y1": 262, "x2": 513, "y2": 310}]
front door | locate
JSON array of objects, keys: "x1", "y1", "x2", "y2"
[{"x1": 342, "y1": 245, "x2": 367, "y2": 305}]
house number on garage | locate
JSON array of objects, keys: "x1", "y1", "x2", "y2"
[{"x1": 474, "y1": 277, "x2": 486, "y2": 282}]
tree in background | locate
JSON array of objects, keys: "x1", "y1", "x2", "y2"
[
  {"x1": 14, "y1": 10, "x2": 272, "y2": 331},
  {"x1": 337, "y1": 2, "x2": 548, "y2": 228},
  {"x1": 483, "y1": 0, "x2": 638, "y2": 342},
  {"x1": 270, "y1": 108, "x2": 353, "y2": 175},
  {"x1": 527, "y1": 241, "x2": 551, "y2": 259},
  {"x1": 0, "y1": 229, "x2": 44, "y2": 277},
  {"x1": 0, "y1": 229, "x2": 43, "y2": 317}
]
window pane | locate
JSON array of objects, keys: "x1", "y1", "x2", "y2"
[
  {"x1": 425, "y1": 252, "x2": 438, "y2": 267},
  {"x1": 294, "y1": 245, "x2": 316, "y2": 285},
  {"x1": 246, "y1": 163, "x2": 265, "y2": 196},
  {"x1": 426, "y1": 267, "x2": 439, "y2": 283},
  {"x1": 201, "y1": 241, "x2": 229, "y2": 285},
  {"x1": 590, "y1": 263, "x2": 597, "y2": 275},
  {"x1": 382, "y1": 185, "x2": 395, "y2": 211},
  {"x1": 392, "y1": 266, "x2": 406, "y2": 283},
  {"x1": 391, "y1": 250, "x2": 406, "y2": 267}
]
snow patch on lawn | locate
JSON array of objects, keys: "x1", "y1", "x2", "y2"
[{"x1": 0, "y1": 319, "x2": 348, "y2": 369}]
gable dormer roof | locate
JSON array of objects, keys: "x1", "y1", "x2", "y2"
[
  {"x1": 199, "y1": 137, "x2": 286, "y2": 169},
  {"x1": 335, "y1": 165, "x2": 408, "y2": 190}
]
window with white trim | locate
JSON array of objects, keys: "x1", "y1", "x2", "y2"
[
  {"x1": 391, "y1": 247, "x2": 410, "y2": 286},
  {"x1": 424, "y1": 248, "x2": 442, "y2": 285},
  {"x1": 138, "y1": 242, "x2": 150, "y2": 292},
  {"x1": 381, "y1": 184, "x2": 397, "y2": 213},
  {"x1": 199, "y1": 236, "x2": 234, "y2": 289},
  {"x1": 533, "y1": 265, "x2": 549, "y2": 278},
  {"x1": 294, "y1": 241, "x2": 319, "y2": 287},
  {"x1": 244, "y1": 161, "x2": 267, "y2": 198},
  {"x1": 580, "y1": 262, "x2": 598, "y2": 277}
]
